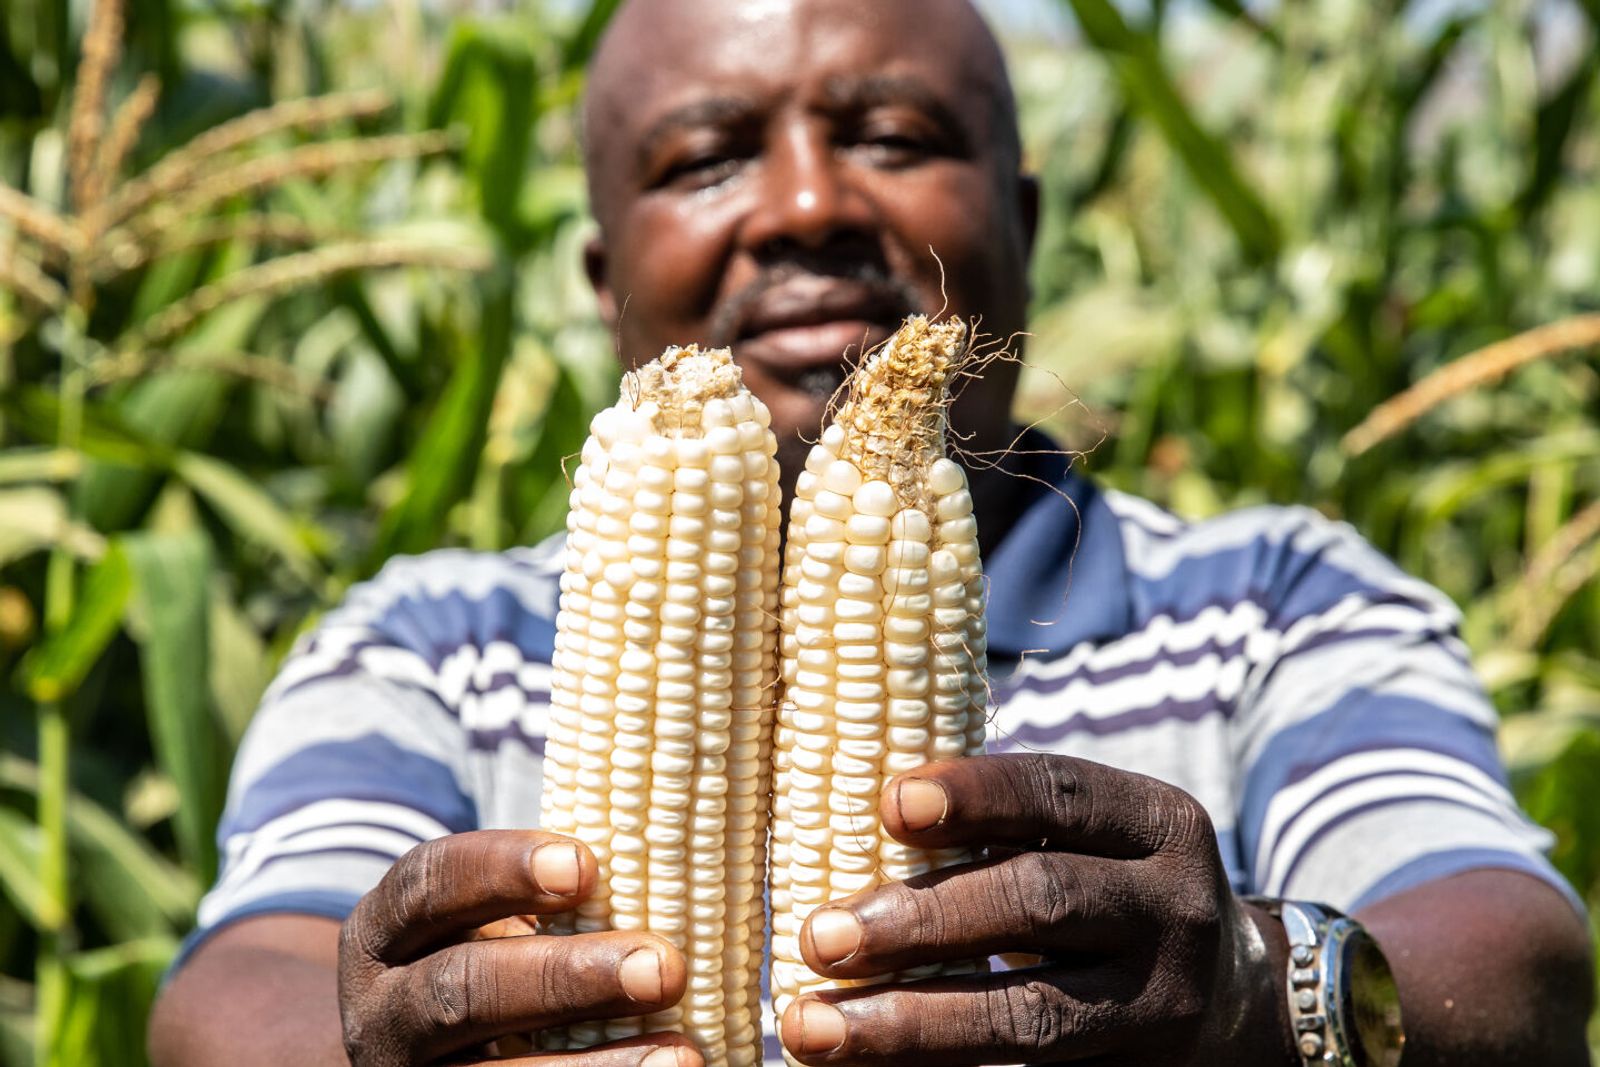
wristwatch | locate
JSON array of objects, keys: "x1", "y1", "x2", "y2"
[{"x1": 1245, "y1": 898, "x2": 1405, "y2": 1067}]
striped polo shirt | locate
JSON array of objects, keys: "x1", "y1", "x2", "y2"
[{"x1": 185, "y1": 447, "x2": 1570, "y2": 1043}]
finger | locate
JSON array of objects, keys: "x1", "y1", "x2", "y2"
[
  {"x1": 471, "y1": 1033, "x2": 704, "y2": 1067},
  {"x1": 346, "y1": 830, "x2": 596, "y2": 964},
  {"x1": 881, "y1": 753, "x2": 1213, "y2": 857},
  {"x1": 395, "y1": 930, "x2": 687, "y2": 1062},
  {"x1": 800, "y1": 851, "x2": 1146, "y2": 978},
  {"x1": 780, "y1": 965, "x2": 1136, "y2": 1066}
]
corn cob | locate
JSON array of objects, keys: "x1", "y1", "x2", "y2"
[
  {"x1": 769, "y1": 316, "x2": 990, "y2": 1041},
  {"x1": 540, "y1": 346, "x2": 782, "y2": 1067}
]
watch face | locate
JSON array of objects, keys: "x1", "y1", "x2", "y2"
[{"x1": 1333, "y1": 926, "x2": 1405, "y2": 1067}]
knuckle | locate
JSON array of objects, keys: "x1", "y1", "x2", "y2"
[
  {"x1": 390, "y1": 838, "x2": 450, "y2": 927},
  {"x1": 1007, "y1": 852, "x2": 1079, "y2": 938},
  {"x1": 1169, "y1": 874, "x2": 1224, "y2": 933},
  {"x1": 891, "y1": 875, "x2": 956, "y2": 951},
  {"x1": 532, "y1": 937, "x2": 580, "y2": 1013},
  {"x1": 417, "y1": 948, "x2": 476, "y2": 1035},
  {"x1": 986, "y1": 977, "x2": 1069, "y2": 1055},
  {"x1": 1017, "y1": 755, "x2": 1084, "y2": 832}
]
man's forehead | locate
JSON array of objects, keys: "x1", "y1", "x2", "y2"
[{"x1": 586, "y1": 0, "x2": 1006, "y2": 141}]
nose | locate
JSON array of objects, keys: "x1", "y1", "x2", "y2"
[{"x1": 741, "y1": 119, "x2": 875, "y2": 257}]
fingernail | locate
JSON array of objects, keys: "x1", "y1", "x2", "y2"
[
  {"x1": 808, "y1": 908, "x2": 862, "y2": 964},
  {"x1": 640, "y1": 1047, "x2": 691, "y2": 1067},
  {"x1": 895, "y1": 777, "x2": 948, "y2": 832},
  {"x1": 619, "y1": 947, "x2": 665, "y2": 1003},
  {"x1": 532, "y1": 842, "x2": 582, "y2": 896},
  {"x1": 795, "y1": 999, "x2": 847, "y2": 1055}
]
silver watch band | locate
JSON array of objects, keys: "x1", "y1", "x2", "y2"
[{"x1": 1244, "y1": 897, "x2": 1379, "y2": 1067}]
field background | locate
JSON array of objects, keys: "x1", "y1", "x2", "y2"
[{"x1": 2, "y1": 0, "x2": 1599, "y2": 1062}]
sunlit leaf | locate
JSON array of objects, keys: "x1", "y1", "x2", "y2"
[
  {"x1": 0, "y1": 449, "x2": 82, "y2": 485},
  {"x1": 21, "y1": 545, "x2": 131, "y2": 704},
  {"x1": 49, "y1": 939, "x2": 174, "y2": 1067},
  {"x1": 1057, "y1": 0, "x2": 1282, "y2": 261},
  {"x1": 0, "y1": 488, "x2": 105, "y2": 568},
  {"x1": 0, "y1": 806, "x2": 56, "y2": 931},
  {"x1": 122, "y1": 531, "x2": 223, "y2": 879}
]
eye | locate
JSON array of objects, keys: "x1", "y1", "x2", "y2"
[
  {"x1": 846, "y1": 121, "x2": 937, "y2": 167},
  {"x1": 656, "y1": 149, "x2": 746, "y2": 191}
]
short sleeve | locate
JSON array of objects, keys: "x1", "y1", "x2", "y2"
[
  {"x1": 1230, "y1": 510, "x2": 1580, "y2": 915},
  {"x1": 173, "y1": 547, "x2": 564, "y2": 968}
]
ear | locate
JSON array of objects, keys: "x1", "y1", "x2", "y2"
[{"x1": 584, "y1": 232, "x2": 619, "y2": 326}]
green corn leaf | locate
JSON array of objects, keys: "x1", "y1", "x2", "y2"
[
  {"x1": 508, "y1": 359, "x2": 589, "y2": 544},
  {"x1": 429, "y1": 22, "x2": 537, "y2": 246},
  {"x1": 369, "y1": 265, "x2": 513, "y2": 567},
  {"x1": 561, "y1": 0, "x2": 624, "y2": 70},
  {"x1": 1519, "y1": 50, "x2": 1600, "y2": 216},
  {"x1": 0, "y1": 388, "x2": 172, "y2": 472},
  {"x1": 50, "y1": 939, "x2": 175, "y2": 1067},
  {"x1": 207, "y1": 581, "x2": 271, "y2": 746},
  {"x1": 1412, "y1": 432, "x2": 1600, "y2": 528},
  {"x1": 0, "y1": 755, "x2": 200, "y2": 939},
  {"x1": 1059, "y1": 0, "x2": 1282, "y2": 262},
  {"x1": 0, "y1": 995, "x2": 32, "y2": 1067},
  {"x1": 0, "y1": 449, "x2": 81, "y2": 485},
  {"x1": 76, "y1": 374, "x2": 233, "y2": 534},
  {"x1": 0, "y1": 806, "x2": 57, "y2": 931},
  {"x1": 1197, "y1": 0, "x2": 1282, "y2": 46},
  {"x1": 81, "y1": 293, "x2": 265, "y2": 533},
  {"x1": 172, "y1": 452, "x2": 324, "y2": 586},
  {"x1": 122, "y1": 531, "x2": 223, "y2": 880},
  {"x1": 0, "y1": 488, "x2": 105, "y2": 569},
  {"x1": 21, "y1": 545, "x2": 131, "y2": 705}
]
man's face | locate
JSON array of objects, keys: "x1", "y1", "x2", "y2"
[{"x1": 583, "y1": 0, "x2": 1036, "y2": 478}]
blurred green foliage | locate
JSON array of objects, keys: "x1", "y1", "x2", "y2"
[{"x1": 0, "y1": 0, "x2": 1597, "y2": 1062}]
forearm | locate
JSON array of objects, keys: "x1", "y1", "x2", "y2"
[
  {"x1": 1355, "y1": 868, "x2": 1593, "y2": 1066},
  {"x1": 149, "y1": 915, "x2": 349, "y2": 1067}
]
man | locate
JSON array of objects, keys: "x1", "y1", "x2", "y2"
[{"x1": 149, "y1": 1, "x2": 1594, "y2": 1064}]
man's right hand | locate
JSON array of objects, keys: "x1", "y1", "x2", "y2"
[{"x1": 338, "y1": 829, "x2": 702, "y2": 1067}]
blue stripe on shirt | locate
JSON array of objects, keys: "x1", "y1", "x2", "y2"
[
  {"x1": 221, "y1": 734, "x2": 477, "y2": 839},
  {"x1": 1238, "y1": 692, "x2": 1507, "y2": 853}
]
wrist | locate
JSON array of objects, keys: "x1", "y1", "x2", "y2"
[
  {"x1": 1244, "y1": 898, "x2": 1406, "y2": 1067},
  {"x1": 1226, "y1": 899, "x2": 1303, "y2": 1067}
]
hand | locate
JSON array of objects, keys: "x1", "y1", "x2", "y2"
[
  {"x1": 338, "y1": 829, "x2": 703, "y2": 1067},
  {"x1": 779, "y1": 754, "x2": 1294, "y2": 1066}
]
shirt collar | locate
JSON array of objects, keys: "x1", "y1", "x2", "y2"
[{"x1": 980, "y1": 435, "x2": 1133, "y2": 659}]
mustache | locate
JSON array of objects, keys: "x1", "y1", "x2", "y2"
[{"x1": 705, "y1": 261, "x2": 921, "y2": 350}]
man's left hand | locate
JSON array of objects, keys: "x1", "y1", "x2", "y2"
[{"x1": 779, "y1": 753, "x2": 1293, "y2": 1066}]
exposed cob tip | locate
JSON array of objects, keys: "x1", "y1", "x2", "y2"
[
  {"x1": 628, "y1": 345, "x2": 749, "y2": 435},
  {"x1": 832, "y1": 315, "x2": 970, "y2": 508}
]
